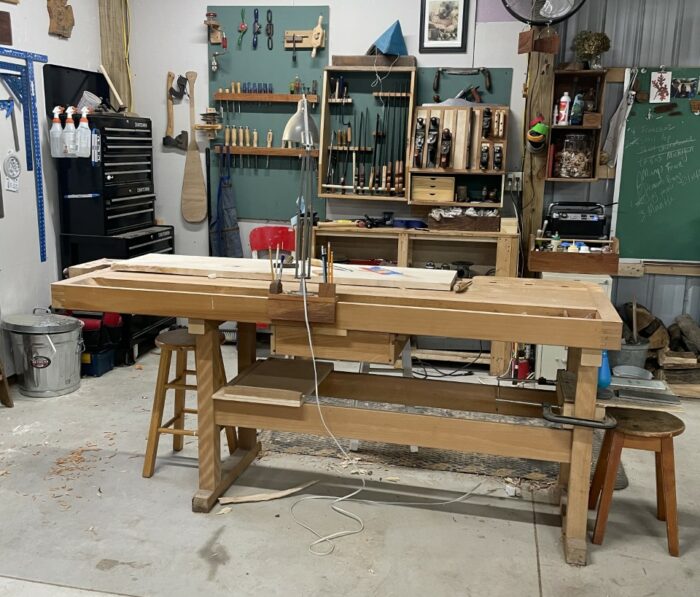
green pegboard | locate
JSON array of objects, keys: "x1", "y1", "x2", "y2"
[
  {"x1": 416, "y1": 68, "x2": 512, "y2": 106},
  {"x1": 208, "y1": 5, "x2": 329, "y2": 220}
]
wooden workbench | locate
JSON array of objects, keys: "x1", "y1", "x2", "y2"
[{"x1": 51, "y1": 256, "x2": 621, "y2": 565}]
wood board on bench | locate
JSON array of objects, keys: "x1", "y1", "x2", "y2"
[
  {"x1": 215, "y1": 358, "x2": 334, "y2": 407},
  {"x1": 109, "y1": 253, "x2": 457, "y2": 292}
]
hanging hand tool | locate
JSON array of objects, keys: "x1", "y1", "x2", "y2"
[
  {"x1": 385, "y1": 92, "x2": 395, "y2": 193},
  {"x1": 237, "y1": 126, "x2": 244, "y2": 167},
  {"x1": 244, "y1": 126, "x2": 251, "y2": 168},
  {"x1": 237, "y1": 9, "x2": 248, "y2": 48},
  {"x1": 252, "y1": 8, "x2": 261, "y2": 49},
  {"x1": 266, "y1": 128, "x2": 273, "y2": 167},
  {"x1": 163, "y1": 73, "x2": 188, "y2": 150},
  {"x1": 432, "y1": 67, "x2": 492, "y2": 102},
  {"x1": 369, "y1": 113, "x2": 380, "y2": 192},
  {"x1": 310, "y1": 15, "x2": 325, "y2": 58},
  {"x1": 169, "y1": 74, "x2": 187, "y2": 100},
  {"x1": 395, "y1": 86, "x2": 406, "y2": 195},
  {"x1": 266, "y1": 9, "x2": 273, "y2": 50},
  {"x1": 325, "y1": 130, "x2": 336, "y2": 187},
  {"x1": 211, "y1": 31, "x2": 228, "y2": 72},
  {"x1": 230, "y1": 123, "x2": 237, "y2": 168},
  {"x1": 252, "y1": 128, "x2": 258, "y2": 169},
  {"x1": 354, "y1": 111, "x2": 363, "y2": 193}
]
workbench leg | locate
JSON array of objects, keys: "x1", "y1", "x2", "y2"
[
  {"x1": 236, "y1": 322, "x2": 258, "y2": 450},
  {"x1": 190, "y1": 320, "x2": 260, "y2": 513},
  {"x1": 562, "y1": 349, "x2": 601, "y2": 565},
  {"x1": 191, "y1": 321, "x2": 222, "y2": 511}
]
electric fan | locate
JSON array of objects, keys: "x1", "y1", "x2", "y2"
[{"x1": 501, "y1": 0, "x2": 588, "y2": 25}]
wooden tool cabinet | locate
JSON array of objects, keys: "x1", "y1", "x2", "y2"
[
  {"x1": 408, "y1": 104, "x2": 509, "y2": 207},
  {"x1": 317, "y1": 63, "x2": 417, "y2": 201}
]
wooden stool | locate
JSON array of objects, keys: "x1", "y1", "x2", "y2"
[
  {"x1": 142, "y1": 328, "x2": 235, "y2": 477},
  {"x1": 589, "y1": 408, "x2": 685, "y2": 556}
]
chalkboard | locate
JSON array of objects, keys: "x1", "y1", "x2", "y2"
[
  {"x1": 208, "y1": 5, "x2": 329, "y2": 220},
  {"x1": 616, "y1": 67, "x2": 700, "y2": 261}
]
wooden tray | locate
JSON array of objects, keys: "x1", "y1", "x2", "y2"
[
  {"x1": 529, "y1": 235, "x2": 619, "y2": 275},
  {"x1": 429, "y1": 215, "x2": 501, "y2": 232}
]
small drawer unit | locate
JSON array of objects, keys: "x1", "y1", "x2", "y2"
[{"x1": 411, "y1": 176, "x2": 455, "y2": 203}]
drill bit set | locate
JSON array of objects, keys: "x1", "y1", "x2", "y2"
[{"x1": 321, "y1": 83, "x2": 412, "y2": 197}]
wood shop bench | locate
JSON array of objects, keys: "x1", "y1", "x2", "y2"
[{"x1": 51, "y1": 253, "x2": 621, "y2": 565}]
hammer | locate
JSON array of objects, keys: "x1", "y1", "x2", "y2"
[{"x1": 163, "y1": 71, "x2": 188, "y2": 150}]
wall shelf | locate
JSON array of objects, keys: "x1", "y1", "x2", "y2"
[
  {"x1": 214, "y1": 146, "x2": 319, "y2": 157},
  {"x1": 213, "y1": 92, "x2": 318, "y2": 104}
]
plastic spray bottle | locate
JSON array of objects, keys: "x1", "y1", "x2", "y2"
[
  {"x1": 557, "y1": 91, "x2": 571, "y2": 125},
  {"x1": 61, "y1": 106, "x2": 77, "y2": 157},
  {"x1": 76, "y1": 107, "x2": 91, "y2": 158},
  {"x1": 50, "y1": 106, "x2": 64, "y2": 158}
]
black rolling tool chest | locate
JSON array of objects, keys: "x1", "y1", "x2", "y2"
[
  {"x1": 56, "y1": 113, "x2": 174, "y2": 363},
  {"x1": 58, "y1": 114, "x2": 157, "y2": 239}
]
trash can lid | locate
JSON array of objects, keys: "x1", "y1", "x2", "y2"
[{"x1": 2, "y1": 313, "x2": 83, "y2": 334}]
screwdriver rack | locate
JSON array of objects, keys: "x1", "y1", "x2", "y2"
[{"x1": 317, "y1": 64, "x2": 417, "y2": 201}]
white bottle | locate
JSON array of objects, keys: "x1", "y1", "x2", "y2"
[
  {"x1": 557, "y1": 92, "x2": 571, "y2": 125},
  {"x1": 76, "y1": 107, "x2": 91, "y2": 158},
  {"x1": 50, "y1": 106, "x2": 64, "y2": 158},
  {"x1": 62, "y1": 106, "x2": 77, "y2": 157}
]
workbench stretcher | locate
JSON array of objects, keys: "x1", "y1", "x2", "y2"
[{"x1": 51, "y1": 255, "x2": 621, "y2": 565}]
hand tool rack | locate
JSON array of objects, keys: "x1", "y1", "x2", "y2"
[{"x1": 317, "y1": 64, "x2": 417, "y2": 201}]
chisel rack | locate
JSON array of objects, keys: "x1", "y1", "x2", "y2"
[
  {"x1": 407, "y1": 105, "x2": 509, "y2": 207},
  {"x1": 318, "y1": 64, "x2": 417, "y2": 201}
]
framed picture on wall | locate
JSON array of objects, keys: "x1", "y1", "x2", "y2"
[{"x1": 419, "y1": 0, "x2": 469, "y2": 53}]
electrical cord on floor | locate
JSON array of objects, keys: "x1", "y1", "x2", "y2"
[{"x1": 290, "y1": 275, "x2": 485, "y2": 555}]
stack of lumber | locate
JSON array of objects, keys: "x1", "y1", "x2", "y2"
[{"x1": 656, "y1": 314, "x2": 700, "y2": 399}]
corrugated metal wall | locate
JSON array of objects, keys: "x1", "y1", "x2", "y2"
[{"x1": 552, "y1": 0, "x2": 700, "y2": 324}]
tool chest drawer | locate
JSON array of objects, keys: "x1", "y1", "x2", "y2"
[
  {"x1": 411, "y1": 176, "x2": 455, "y2": 202},
  {"x1": 271, "y1": 325, "x2": 408, "y2": 365},
  {"x1": 60, "y1": 225, "x2": 174, "y2": 269}
]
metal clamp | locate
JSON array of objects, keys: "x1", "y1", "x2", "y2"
[{"x1": 543, "y1": 405, "x2": 617, "y2": 430}]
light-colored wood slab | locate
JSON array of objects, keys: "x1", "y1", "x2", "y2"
[
  {"x1": 181, "y1": 71, "x2": 207, "y2": 223},
  {"x1": 215, "y1": 358, "x2": 334, "y2": 407},
  {"x1": 110, "y1": 253, "x2": 458, "y2": 292}
]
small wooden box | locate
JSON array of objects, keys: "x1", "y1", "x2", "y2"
[
  {"x1": 528, "y1": 235, "x2": 619, "y2": 275},
  {"x1": 412, "y1": 176, "x2": 455, "y2": 203},
  {"x1": 583, "y1": 112, "x2": 602, "y2": 127}
]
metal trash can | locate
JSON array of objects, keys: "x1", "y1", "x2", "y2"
[{"x1": 2, "y1": 310, "x2": 84, "y2": 397}]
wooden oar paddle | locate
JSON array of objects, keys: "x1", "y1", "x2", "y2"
[{"x1": 181, "y1": 71, "x2": 207, "y2": 223}]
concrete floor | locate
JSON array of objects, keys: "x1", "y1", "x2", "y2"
[{"x1": 0, "y1": 345, "x2": 698, "y2": 597}]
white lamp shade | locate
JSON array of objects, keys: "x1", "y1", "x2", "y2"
[{"x1": 282, "y1": 97, "x2": 319, "y2": 147}]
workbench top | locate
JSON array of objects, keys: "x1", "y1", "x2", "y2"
[{"x1": 52, "y1": 255, "x2": 621, "y2": 351}]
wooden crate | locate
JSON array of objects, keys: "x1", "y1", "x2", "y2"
[
  {"x1": 528, "y1": 235, "x2": 619, "y2": 275},
  {"x1": 429, "y1": 215, "x2": 501, "y2": 232},
  {"x1": 272, "y1": 324, "x2": 408, "y2": 365},
  {"x1": 411, "y1": 176, "x2": 455, "y2": 202}
]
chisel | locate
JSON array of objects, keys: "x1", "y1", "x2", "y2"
[
  {"x1": 266, "y1": 128, "x2": 273, "y2": 167},
  {"x1": 252, "y1": 128, "x2": 258, "y2": 169}
]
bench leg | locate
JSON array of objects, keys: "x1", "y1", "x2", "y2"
[
  {"x1": 660, "y1": 437, "x2": 680, "y2": 557},
  {"x1": 592, "y1": 431, "x2": 624, "y2": 545}
]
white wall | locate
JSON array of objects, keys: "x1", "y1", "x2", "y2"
[
  {"x1": 129, "y1": 0, "x2": 526, "y2": 255},
  {"x1": 0, "y1": 1, "x2": 102, "y2": 373}
]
